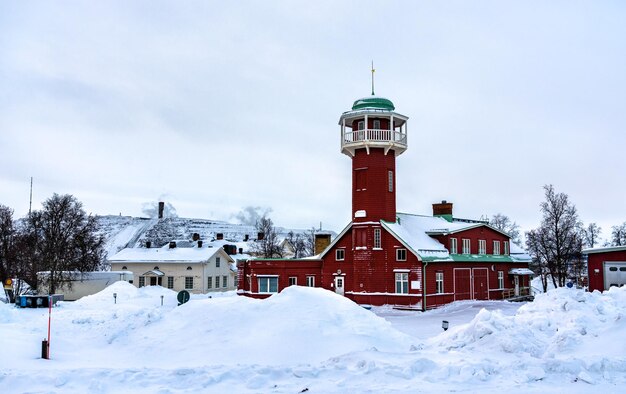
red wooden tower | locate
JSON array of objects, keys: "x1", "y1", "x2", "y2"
[{"x1": 338, "y1": 94, "x2": 408, "y2": 294}]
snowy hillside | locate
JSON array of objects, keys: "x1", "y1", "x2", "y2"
[
  {"x1": 2, "y1": 285, "x2": 626, "y2": 393},
  {"x1": 97, "y1": 215, "x2": 323, "y2": 259}
]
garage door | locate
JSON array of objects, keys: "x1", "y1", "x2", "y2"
[
  {"x1": 454, "y1": 268, "x2": 471, "y2": 301},
  {"x1": 604, "y1": 262, "x2": 626, "y2": 290}
]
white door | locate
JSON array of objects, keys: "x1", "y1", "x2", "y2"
[
  {"x1": 514, "y1": 275, "x2": 520, "y2": 296},
  {"x1": 335, "y1": 276, "x2": 344, "y2": 295}
]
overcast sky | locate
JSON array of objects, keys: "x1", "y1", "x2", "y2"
[{"x1": 1, "y1": 1, "x2": 625, "y2": 242}]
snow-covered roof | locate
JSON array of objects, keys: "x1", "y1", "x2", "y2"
[
  {"x1": 509, "y1": 268, "x2": 535, "y2": 275},
  {"x1": 582, "y1": 245, "x2": 626, "y2": 254},
  {"x1": 381, "y1": 214, "x2": 450, "y2": 260},
  {"x1": 108, "y1": 245, "x2": 232, "y2": 264}
]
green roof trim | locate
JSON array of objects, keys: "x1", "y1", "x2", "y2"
[{"x1": 352, "y1": 96, "x2": 395, "y2": 111}]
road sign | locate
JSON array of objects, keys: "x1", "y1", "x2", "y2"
[
  {"x1": 3, "y1": 278, "x2": 12, "y2": 290},
  {"x1": 177, "y1": 290, "x2": 190, "y2": 305}
]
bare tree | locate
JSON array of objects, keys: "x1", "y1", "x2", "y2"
[
  {"x1": 610, "y1": 222, "x2": 626, "y2": 246},
  {"x1": 490, "y1": 213, "x2": 522, "y2": 245},
  {"x1": 251, "y1": 216, "x2": 284, "y2": 258},
  {"x1": 304, "y1": 227, "x2": 317, "y2": 257},
  {"x1": 583, "y1": 223, "x2": 602, "y2": 248},
  {"x1": 30, "y1": 194, "x2": 105, "y2": 294},
  {"x1": 525, "y1": 185, "x2": 583, "y2": 291},
  {"x1": 286, "y1": 231, "x2": 307, "y2": 259}
]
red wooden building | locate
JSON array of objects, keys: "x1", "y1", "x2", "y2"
[
  {"x1": 238, "y1": 94, "x2": 532, "y2": 309},
  {"x1": 583, "y1": 246, "x2": 626, "y2": 292}
]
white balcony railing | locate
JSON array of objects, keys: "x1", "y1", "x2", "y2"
[{"x1": 343, "y1": 129, "x2": 407, "y2": 145}]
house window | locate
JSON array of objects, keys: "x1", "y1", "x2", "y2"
[
  {"x1": 336, "y1": 249, "x2": 345, "y2": 261},
  {"x1": 207, "y1": 276, "x2": 212, "y2": 289},
  {"x1": 167, "y1": 276, "x2": 174, "y2": 289},
  {"x1": 478, "y1": 240, "x2": 486, "y2": 255},
  {"x1": 388, "y1": 170, "x2": 394, "y2": 192},
  {"x1": 358, "y1": 120, "x2": 365, "y2": 130},
  {"x1": 435, "y1": 272, "x2": 444, "y2": 294},
  {"x1": 396, "y1": 248, "x2": 407, "y2": 261},
  {"x1": 138, "y1": 276, "x2": 145, "y2": 288},
  {"x1": 374, "y1": 229, "x2": 381, "y2": 249},
  {"x1": 216, "y1": 257, "x2": 221, "y2": 268},
  {"x1": 355, "y1": 168, "x2": 367, "y2": 191},
  {"x1": 289, "y1": 277, "x2": 297, "y2": 286},
  {"x1": 504, "y1": 241, "x2": 509, "y2": 255},
  {"x1": 462, "y1": 239, "x2": 471, "y2": 254},
  {"x1": 373, "y1": 119, "x2": 381, "y2": 129},
  {"x1": 493, "y1": 241, "x2": 501, "y2": 255},
  {"x1": 498, "y1": 271, "x2": 504, "y2": 289},
  {"x1": 223, "y1": 275, "x2": 228, "y2": 288},
  {"x1": 395, "y1": 273, "x2": 408, "y2": 294},
  {"x1": 185, "y1": 276, "x2": 193, "y2": 290},
  {"x1": 306, "y1": 276, "x2": 315, "y2": 287},
  {"x1": 215, "y1": 276, "x2": 220, "y2": 288},
  {"x1": 450, "y1": 238, "x2": 458, "y2": 254},
  {"x1": 258, "y1": 276, "x2": 278, "y2": 293}
]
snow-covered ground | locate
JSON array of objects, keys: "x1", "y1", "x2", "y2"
[{"x1": 1, "y1": 284, "x2": 625, "y2": 393}]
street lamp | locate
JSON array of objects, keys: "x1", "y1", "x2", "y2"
[
  {"x1": 113, "y1": 293, "x2": 117, "y2": 304},
  {"x1": 442, "y1": 320, "x2": 449, "y2": 331}
]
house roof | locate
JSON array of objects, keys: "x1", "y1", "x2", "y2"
[
  {"x1": 108, "y1": 245, "x2": 233, "y2": 264},
  {"x1": 582, "y1": 245, "x2": 626, "y2": 255}
]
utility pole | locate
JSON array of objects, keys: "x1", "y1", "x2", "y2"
[{"x1": 29, "y1": 177, "x2": 33, "y2": 216}]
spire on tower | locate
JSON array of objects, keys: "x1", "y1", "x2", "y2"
[{"x1": 371, "y1": 61, "x2": 376, "y2": 96}]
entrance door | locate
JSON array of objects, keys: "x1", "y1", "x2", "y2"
[
  {"x1": 454, "y1": 268, "x2": 471, "y2": 301},
  {"x1": 150, "y1": 277, "x2": 157, "y2": 286},
  {"x1": 472, "y1": 268, "x2": 488, "y2": 300},
  {"x1": 514, "y1": 276, "x2": 520, "y2": 296},
  {"x1": 335, "y1": 276, "x2": 345, "y2": 295}
]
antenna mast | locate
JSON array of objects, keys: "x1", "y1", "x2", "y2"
[{"x1": 29, "y1": 177, "x2": 33, "y2": 216}]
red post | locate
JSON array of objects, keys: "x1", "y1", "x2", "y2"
[{"x1": 47, "y1": 295, "x2": 52, "y2": 359}]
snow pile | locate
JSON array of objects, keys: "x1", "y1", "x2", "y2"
[
  {"x1": 428, "y1": 287, "x2": 626, "y2": 385},
  {"x1": 3, "y1": 285, "x2": 626, "y2": 392}
]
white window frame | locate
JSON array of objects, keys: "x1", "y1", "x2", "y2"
[
  {"x1": 462, "y1": 238, "x2": 471, "y2": 254},
  {"x1": 306, "y1": 276, "x2": 315, "y2": 287},
  {"x1": 450, "y1": 238, "x2": 458, "y2": 254},
  {"x1": 373, "y1": 119, "x2": 381, "y2": 129},
  {"x1": 388, "y1": 170, "x2": 394, "y2": 193},
  {"x1": 358, "y1": 120, "x2": 365, "y2": 130},
  {"x1": 207, "y1": 276, "x2": 212, "y2": 289},
  {"x1": 185, "y1": 276, "x2": 194, "y2": 290},
  {"x1": 258, "y1": 276, "x2": 278, "y2": 293},
  {"x1": 504, "y1": 241, "x2": 509, "y2": 255},
  {"x1": 493, "y1": 240, "x2": 501, "y2": 255},
  {"x1": 167, "y1": 276, "x2": 174, "y2": 289},
  {"x1": 216, "y1": 257, "x2": 221, "y2": 268},
  {"x1": 395, "y1": 272, "x2": 408, "y2": 294},
  {"x1": 435, "y1": 272, "x2": 444, "y2": 294},
  {"x1": 223, "y1": 275, "x2": 228, "y2": 288},
  {"x1": 336, "y1": 249, "x2": 345, "y2": 261},
  {"x1": 288, "y1": 277, "x2": 297, "y2": 286},
  {"x1": 374, "y1": 228, "x2": 381, "y2": 249},
  {"x1": 498, "y1": 271, "x2": 504, "y2": 289},
  {"x1": 396, "y1": 248, "x2": 407, "y2": 261},
  {"x1": 478, "y1": 239, "x2": 486, "y2": 255},
  {"x1": 138, "y1": 276, "x2": 145, "y2": 288},
  {"x1": 215, "y1": 276, "x2": 220, "y2": 288}
]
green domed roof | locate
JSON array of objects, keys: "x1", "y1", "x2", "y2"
[{"x1": 351, "y1": 96, "x2": 395, "y2": 111}]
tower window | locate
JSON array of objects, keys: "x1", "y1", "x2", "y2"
[
  {"x1": 374, "y1": 228, "x2": 381, "y2": 249},
  {"x1": 449, "y1": 238, "x2": 458, "y2": 254},
  {"x1": 396, "y1": 248, "x2": 407, "y2": 261},
  {"x1": 388, "y1": 170, "x2": 394, "y2": 193},
  {"x1": 357, "y1": 120, "x2": 365, "y2": 130},
  {"x1": 373, "y1": 120, "x2": 381, "y2": 129}
]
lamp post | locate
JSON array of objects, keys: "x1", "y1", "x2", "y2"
[
  {"x1": 442, "y1": 320, "x2": 449, "y2": 331},
  {"x1": 160, "y1": 295, "x2": 164, "y2": 306},
  {"x1": 113, "y1": 293, "x2": 117, "y2": 304}
]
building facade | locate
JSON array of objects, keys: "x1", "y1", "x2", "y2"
[
  {"x1": 109, "y1": 242, "x2": 237, "y2": 294},
  {"x1": 238, "y1": 93, "x2": 532, "y2": 309},
  {"x1": 583, "y1": 246, "x2": 626, "y2": 292}
]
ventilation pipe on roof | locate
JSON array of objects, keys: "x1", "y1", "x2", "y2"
[
  {"x1": 158, "y1": 202, "x2": 165, "y2": 219},
  {"x1": 146, "y1": 241, "x2": 152, "y2": 248},
  {"x1": 216, "y1": 233, "x2": 224, "y2": 240},
  {"x1": 169, "y1": 241, "x2": 176, "y2": 248},
  {"x1": 315, "y1": 233, "x2": 332, "y2": 255}
]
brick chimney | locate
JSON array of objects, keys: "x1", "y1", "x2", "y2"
[
  {"x1": 432, "y1": 200, "x2": 453, "y2": 222},
  {"x1": 314, "y1": 233, "x2": 332, "y2": 255}
]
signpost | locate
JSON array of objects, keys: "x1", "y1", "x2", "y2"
[{"x1": 4, "y1": 279, "x2": 15, "y2": 304}]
